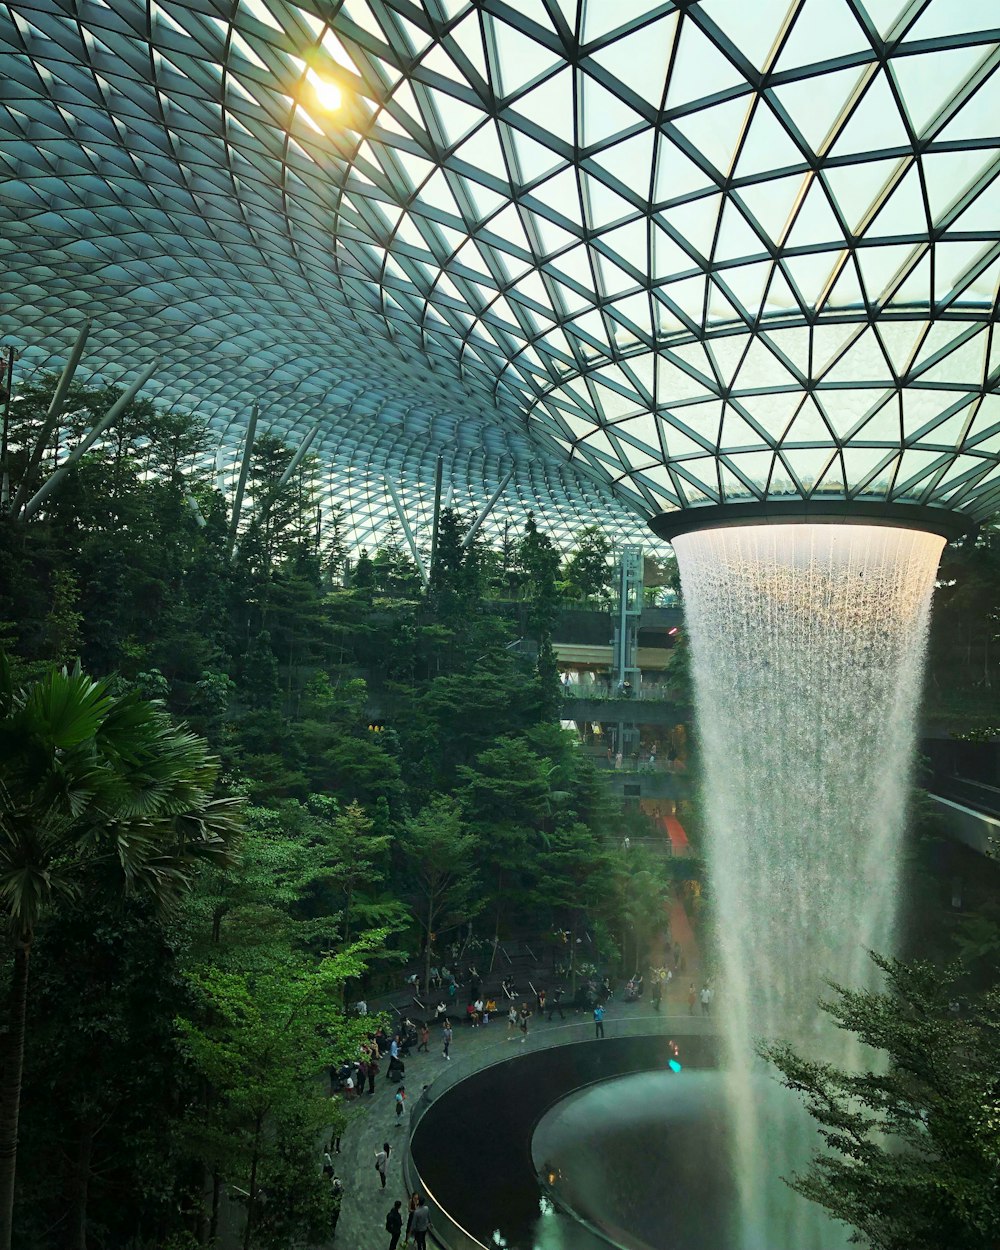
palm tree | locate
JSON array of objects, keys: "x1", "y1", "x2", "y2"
[{"x1": 0, "y1": 653, "x2": 243, "y2": 1250}]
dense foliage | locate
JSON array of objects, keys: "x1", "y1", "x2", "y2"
[
  {"x1": 0, "y1": 375, "x2": 666, "y2": 1248},
  {"x1": 761, "y1": 954, "x2": 1000, "y2": 1250}
]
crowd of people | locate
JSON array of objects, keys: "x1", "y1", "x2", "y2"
[{"x1": 326, "y1": 948, "x2": 715, "y2": 1246}]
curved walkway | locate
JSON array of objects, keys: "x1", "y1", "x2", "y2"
[{"x1": 326, "y1": 999, "x2": 715, "y2": 1250}]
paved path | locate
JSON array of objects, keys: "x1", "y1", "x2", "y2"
[{"x1": 324, "y1": 986, "x2": 711, "y2": 1250}]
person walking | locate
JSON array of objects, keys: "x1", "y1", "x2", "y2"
[
  {"x1": 386, "y1": 1199, "x2": 403, "y2": 1250},
  {"x1": 687, "y1": 982, "x2": 697, "y2": 1015},
  {"x1": 404, "y1": 1190, "x2": 420, "y2": 1245},
  {"x1": 594, "y1": 1003, "x2": 605, "y2": 1038},
  {"x1": 442, "y1": 1019, "x2": 453, "y2": 1060},
  {"x1": 507, "y1": 1003, "x2": 519, "y2": 1040},
  {"x1": 652, "y1": 977, "x2": 662, "y2": 1012},
  {"x1": 410, "y1": 1195, "x2": 431, "y2": 1249},
  {"x1": 547, "y1": 986, "x2": 565, "y2": 1021},
  {"x1": 394, "y1": 1084, "x2": 406, "y2": 1127},
  {"x1": 700, "y1": 984, "x2": 713, "y2": 1015},
  {"x1": 417, "y1": 1021, "x2": 429, "y2": 1052},
  {"x1": 375, "y1": 1141, "x2": 391, "y2": 1189},
  {"x1": 518, "y1": 1003, "x2": 532, "y2": 1043}
]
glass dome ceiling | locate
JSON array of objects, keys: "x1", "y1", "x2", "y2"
[{"x1": 1, "y1": 0, "x2": 999, "y2": 547}]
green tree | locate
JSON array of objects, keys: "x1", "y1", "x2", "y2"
[
  {"x1": 0, "y1": 655, "x2": 242, "y2": 1250},
  {"x1": 760, "y1": 954, "x2": 1000, "y2": 1250},
  {"x1": 176, "y1": 940, "x2": 381, "y2": 1250},
  {"x1": 401, "y1": 796, "x2": 482, "y2": 996},
  {"x1": 561, "y1": 525, "x2": 613, "y2": 603}
]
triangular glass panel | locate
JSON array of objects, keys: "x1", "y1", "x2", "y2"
[
  {"x1": 598, "y1": 217, "x2": 648, "y2": 273},
  {"x1": 807, "y1": 449, "x2": 848, "y2": 494},
  {"x1": 814, "y1": 387, "x2": 880, "y2": 439},
  {"x1": 428, "y1": 87, "x2": 487, "y2": 147},
  {"x1": 739, "y1": 389, "x2": 804, "y2": 434},
  {"x1": 531, "y1": 166, "x2": 584, "y2": 227},
  {"x1": 590, "y1": 12, "x2": 678, "y2": 106},
  {"x1": 595, "y1": 251, "x2": 638, "y2": 297},
  {"x1": 784, "y1": 249, "x2": 838, "y2": 307},
  {"x1": 580, "y1": 70, "x2": 647, "y2": 146},
  {"x1": 875, "y1": 319, "x2": 927, "y2": 377},
  {"x1": 935, "y1": 240, "x2": 993, "y2": 304},
  {"x1": 719, "y1": 461, "x2": 759, "y2": 500},
  {"x1": 922, "y1": 149, "x2": 995, "y2": 224},
  {"x1": 448, "y1": 11, "x2": 488, "y2": 80},
  {"x1": 845, "y1": 448, "x2": 897, "y2": 495},
  {"x1": 654, "y1": 136, "x2": 717, "y2": 202},
  {"x1": 855, "y1": 242, "x2": 917, "y2": 303},
  {"x1": 660, "y1": 419, "x2": 709, "y2": 458},
  {"x1": 508, "y1": 123, "x2": 564, "y2": 184},
  {"x1": 698, "y1": 0, "x2": 787, "y2": 72},
  {"x1": 733, "y1": 100, "x2": 806, "y2": 178},
  {"x1": 721, "y1": 409, "x2": 770, "y2": 450},
  {"x1": 811, "y1": 321, "x2": 862, "y2": 377},
  {"x1": 819, "y1": 255, "x2": 866, "y2": 310},
  {"x1": 822, "y1": 156, "x2": 899, "y2": 234},
  {"x1": 675, "y1": 456, "x2": 722, "y2": 499},
  {"x1": 830, "y1": 70, "x2": 910, "y2": 157},
  {"x1": 963, "y1": 253, "x2": 1000, "y2": 305},
  {"x1": 707, "y1": 279, "x2": 742, "y2": 324},
  {"x1": 736, "y1": 335, "x2": 794, "y2": 389},
  {"x1": 583, "y1": 171, "x2": 637, "y2": 229},
  {"x1": 723, "y1": 260, "x2": 774, "y2": 318},
  {"x1": 593, "y1": 129, "x2": 656, "y2": 196},
  {"x1": 664, "y1": 192, "x2": 722, "y2": 261},
  {"x1": 775, "y1": 0, "x2": 867, "y2": 72},
  {"x1": 780, "y1": 397, "x2": 833, "y2": 444},
  {"x1": 673, "y1": 95, "x2": 751, "y2": 177},
  {"x1": 918, "y1": 326, "x2": 987, "y2": 385},
  {"x1": 892, "y1": 448, "x2": 948, "y2": 495},
  {"x1": 891, "y1": 45, "x2": 987, "y2": 135},
  {"x1": 664, "y1": 16, "x2": 746, "y2": 111},
  {"x1": 772, "y1": 66, "x2": 865, "y2": 155},
  {"x1": 657, "y1": 357, "x2": 712, "y2": 403},
  {"x1": 911, "y1": 402, "x2": 977, "y2": 450},
  {"x1": 489, "y1": 17, "x2": 564, "y2": 97},
  {"x1": 714, "y1": 200, "x2": 766, "y2": 262},
  {"x1": 865, "y1": 165, "x2": 929, "y2": 239},
  {"x1": 656, "y1": 277, "x2": 706, "y2": 328},
  {"x1": 652, "y1": 223, "x2": 697, "y2": 281},
  {"x1": 938, "y1": 72, "x2": 1000, "y2": 143},
  {"x1": 515, "y1": 67, "x2": 575, "y2": 146},
  {"x1": 763, "y1": 267, "x2": 805, "y2": 316},
  {"x1": 737, "y1": 174, "x2": 805, "y2": 246},
  {"x1": 857, "y1": 0, "x2": 906, "y2": 38},
  {"x1": 523, "y1": 207, "x2": 577, "y2": 255},
  {"x1": 785, "y1": 178, "x2": 844, "y2": 250}
]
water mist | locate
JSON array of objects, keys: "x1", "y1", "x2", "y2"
[{"x1": 672, "y1": 522, "x2": 943, "y2": 1250}]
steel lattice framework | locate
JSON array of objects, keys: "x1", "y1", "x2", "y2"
[{"x1": 1, "y1": 0, "x2": 999, "y2": 549}]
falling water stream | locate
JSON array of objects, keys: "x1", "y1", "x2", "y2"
[{"x1": 672, "y1": 522, "x2": 944, "y2": 1250}]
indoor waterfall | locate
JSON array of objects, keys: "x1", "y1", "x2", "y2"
[{"x1": 672, "y1": 522, "x2": 944, "y2": 1250}]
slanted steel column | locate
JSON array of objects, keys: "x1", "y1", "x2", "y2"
[
  {"x1": 428, "y1": 455, "x2": 444, "y2": 575},
  {"x1": 385, "y1": 477, "x2": 429, "y2": 587},
  {"x1": 462, "y1": 468, "x2": 513, "y2": 549},
  {"x1": 227, "y1": 403, "x2": 259, "y2": 556},
  {"x1": 12, "y1": 320, "x2": 90, "y2": 516},
  {"x1": 258, "y1": 420, "x2": 321, "y2": 522},
  {"x1": 21, "y1": 358, "x2": 158, "y2": 521},
  {"x1": 0, "y1": 346, "x2": 14, "y2": 509},
  {"x1": 184, "y1": 489, "x2": 207, "y2": 528}
]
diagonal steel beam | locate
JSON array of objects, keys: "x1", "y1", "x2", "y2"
[
  {"x1": 385, "y1": 477, "x2": 429, "y2": 587},
  {"x1": 21, "y1": 358, "x2": 158, "y2": 521},
  {"x1": 11, "y1": 320, "x2": 90, "y2": 517}
]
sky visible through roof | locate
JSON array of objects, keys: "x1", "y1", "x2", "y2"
[{"x1": 1, "y1": 0, "x2": 999, "y2": 549}]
